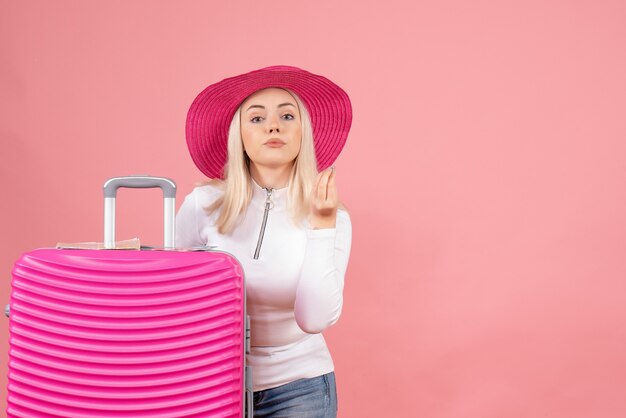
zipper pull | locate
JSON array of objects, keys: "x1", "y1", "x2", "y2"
[{"x1": 264, "y1": 188, "x2": 274, "y2": 210}]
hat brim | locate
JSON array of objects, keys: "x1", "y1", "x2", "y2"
[{"x1": 186, "y1": 65, "x2": 352, "y2": 179}]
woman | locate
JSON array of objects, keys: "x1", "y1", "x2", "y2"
[{"x1": 176, "y1": 65, "x2": 352, "y2": 417}]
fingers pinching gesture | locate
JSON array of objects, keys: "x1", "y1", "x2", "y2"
[{"x1": 310, "y1": 167, "x2": 339, "y2": 229}]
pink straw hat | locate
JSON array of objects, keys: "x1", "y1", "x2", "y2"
[{"x1": 186, "y1": 65, "x2": 352, "y2": 179}]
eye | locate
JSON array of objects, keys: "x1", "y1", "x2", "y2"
[
  {"x1": 282, "y1": 113, "x2": 295, "y2": 120},
  {"x1": 250, "y1": 116, "x2": 263, "y2": 123}
]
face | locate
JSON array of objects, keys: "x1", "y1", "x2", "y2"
[{"x1": 240, "y1": 88, "x2": 302, "y2": 170}]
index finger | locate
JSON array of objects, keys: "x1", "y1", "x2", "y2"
[{"x1": 324, "y1": 167, "x2": 338, "y2": 200}]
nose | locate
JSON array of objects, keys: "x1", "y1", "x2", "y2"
[{"x1": 267, "y1": 114, "x2": 280, "y2": 134}]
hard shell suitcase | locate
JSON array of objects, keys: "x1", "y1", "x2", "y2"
[{"x1": 6, "y1": 176, "x2": 252, "y2": 418}]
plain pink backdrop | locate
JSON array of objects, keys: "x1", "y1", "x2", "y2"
[{"x1": 1, "y1": 0, "x2": 626, "y2": 417}]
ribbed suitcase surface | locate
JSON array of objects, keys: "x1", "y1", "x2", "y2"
[{"x1": 7, "y1": 248, "x2": 245, "y2": 418}]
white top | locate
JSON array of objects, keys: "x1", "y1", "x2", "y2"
[{"x1": 175, "y1": 179, "x2": 352, "y2": 391}]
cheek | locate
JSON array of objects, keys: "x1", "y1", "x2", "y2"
[
  {"x1": 241, "y1": 125, "x2": 258, "y2": 147},
  {"x1": 293, "y1": 128, "x2": 302, "y2": 148}
]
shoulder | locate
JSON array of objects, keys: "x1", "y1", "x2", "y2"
[{"x1": 182, "y1": 181, "x2": 225, "y2": 208}]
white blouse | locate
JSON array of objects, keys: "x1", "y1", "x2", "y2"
[{"x1": 175, "y1": 179, "x2": 352, "y2": 391}]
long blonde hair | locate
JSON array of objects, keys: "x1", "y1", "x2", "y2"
[{"x1": 203, "y1": 89, "x2": 319, "y2": 234}]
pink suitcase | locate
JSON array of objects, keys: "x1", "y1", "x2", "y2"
[{"x1": 6, "y1": 176, "x2": 252, "y2": 418}]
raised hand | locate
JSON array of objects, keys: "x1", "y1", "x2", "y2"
[{"x1": 310, "y1": 167, "x2": 338, "y2": 229}]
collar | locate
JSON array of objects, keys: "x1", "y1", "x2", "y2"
[{"x1": 251, "y1": 177, "x2": 288, "y2": 210}]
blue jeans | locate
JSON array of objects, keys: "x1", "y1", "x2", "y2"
[{"x1": 252, "y1": 372, "x2": 338, "y2": 417}]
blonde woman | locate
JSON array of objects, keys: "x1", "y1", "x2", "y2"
[{"x1": 176, "y1": 66, "x2": 352, "y2": 417}]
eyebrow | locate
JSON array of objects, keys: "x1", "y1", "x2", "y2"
[{"x1": 245, "y1": 102, "x2": 296, "y2": 112}]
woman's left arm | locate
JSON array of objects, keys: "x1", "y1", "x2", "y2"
[{"x1": 294, "y1": 168, "x2": 353, "y2": 334}]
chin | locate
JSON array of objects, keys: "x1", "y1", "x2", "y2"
[
  {"x1": 258, "y1": 153, "x2": 298, "y2": 166},
  {"x1": 259, "y1": 157, "x2": 297, "y2": 168}
]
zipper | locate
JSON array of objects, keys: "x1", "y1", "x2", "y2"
[{"x1": 253, "y1": 188, "x2": 273, "y2": 260}]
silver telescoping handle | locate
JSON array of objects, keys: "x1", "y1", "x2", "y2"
[
  {"x1": 244, "y1": 365, "x2": 253, "y2": 417},
  {"x1": 103, "y1": 176, "x2": 177, "y2": 249}
]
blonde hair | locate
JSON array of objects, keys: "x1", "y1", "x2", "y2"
[{"x1": 203, "y1": 89, "x2": 319, "y2": 234}]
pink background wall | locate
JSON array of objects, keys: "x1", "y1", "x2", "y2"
[{"x1": 1, "y1": 0, "x2": 625, "y2": 416}]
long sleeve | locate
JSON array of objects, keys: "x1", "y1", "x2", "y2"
[{"x1": 294, "y1": 209, "x2": 352, "y2": 334}]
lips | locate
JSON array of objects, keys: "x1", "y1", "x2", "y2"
[{"x1": 264, "y1": 138, "x2": 286, "y2": 146}]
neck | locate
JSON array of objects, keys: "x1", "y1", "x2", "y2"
[{"x1": 249, "y1": 162, "x2": 293, "y2": 189}]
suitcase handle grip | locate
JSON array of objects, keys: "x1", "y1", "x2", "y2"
[
  {"x1": 103, "y1": 176, "x2": 177, "y2": 249},
  {"x1": 104, "y1": 176, "x2": 176, "y2": 198}
]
